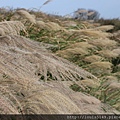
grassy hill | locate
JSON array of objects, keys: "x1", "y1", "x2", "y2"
[{"x1": 0, "y1": 8, "x2": 120, "y2": 114}]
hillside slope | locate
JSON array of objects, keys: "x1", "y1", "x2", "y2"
[{"x1": 0, "y1": 8, "x2": 120, "y2": 114}]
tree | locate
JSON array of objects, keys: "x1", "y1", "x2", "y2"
[
  {"x1": 87, "y1": 9, "x2": 100, "y2": 20},
  {"x1": 73, "y1": 8, "x2": 100, "y2": 20}
]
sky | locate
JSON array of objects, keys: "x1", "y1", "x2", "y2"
[{"x1": 0, "y1": 0, "x2": 120, "y2": 19}]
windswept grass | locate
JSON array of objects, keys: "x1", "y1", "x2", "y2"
[
  {"x1": 0, "y1": 21, "x2": 26, "y2": 36},
  {"x1": 16, "y1": 9, "x2": 36, "y2": 24},
  {"x1": 0, "y1": 7, "x2": 120, "y2": 113}
]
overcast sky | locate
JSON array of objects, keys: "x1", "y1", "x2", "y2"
[{"x1": 0, "y1": 0, "x2": 120, "y2": 19}]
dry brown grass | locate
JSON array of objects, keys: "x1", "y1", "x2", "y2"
[
  {"x1": 79, "y1": 79, "x2": 100, "y2": 88},
  {"x1": 36, "y1": 20, "x2": 67, "y2": 32},
  {"x1": 112, "y1": 48, "x2": 120, "y2": 55},
  {"x1": 80, "y1": 21, "x2": 100, "y2": 29},
  {"x1": 97, "y1": 50, "x2": 119, "y2": 58},
  {"x1": 113, "y1": 103, "x2": 120, "y2": 111},
  {"x1": 16, "y1": 10, "x2": 36, "y2": 24},
  {"x1": 56, "y1": 48, "x2": 89, "y2": 59},
  {"x1": 36, "y1": 20, "x2": 46, "y2": 29},
  {"x1": 21, "y1": 87, "x2": 82, "y2": 114},
  {"x1": 69, "y1": 29, "x2": 112, "y2": 38},
  {"x1": 0, "y1": 34, "x2": 119, "y2": 114},
  {"x1": 93, "y1": 25, "x2": 114, "y2": 32},
  {"x1": 84, "y1": 55, "x2": 103, "y2": 63},
  {"x1": 57, "y1": 42, "x2": 97, "y2": 62},
  {"x1": 1, "y1": 71, "x2": 118, "y2": 114},
  {"x1": 88, "y1": 62, "x2": 113, "y2": 76},
  {"x1": 45, "y1": 22, "x2": 65, "y2": 31},
  {"x1": 0, "y1": 9, "x2": 120, "y2": 114},
  {"x1": 107, "y1": 82, "x2": 120, "y2": 90},
  {"x1": 0, "y1": 95, "x2": 19, "y2": 114},
  {"x1": 104, "y1": 81, "x2": 120, "y2": 108},
  {"x1": 0, "y1": 86, "x2": 19, "y2": 114},
  {"x1": 68, "y1": 42, "x2": 95, "y2": 49},
  {"x1": 0, "y1": 84, "x2": 23, "y2": 114},
  {"x1": 88, "y1": 38, "x2": 117, "y2": 49},
  {"x1": 1, "y1": 77, "x2": 118, "y2": 114},
  {"x1": 62, "y1": 21, "x2": 77, "y2": 27},
  {"x1": 89, "y1": 62, "x2": 112, "y2": 69},
  {"x1": 0, "y1": 35, "x2": 96, "y2": 82},
  {"x1": 101, "y1": 76, "x2": 118, "y2": 88},
  {"x1": 0, "y1": 21, "x2": 26, "y2": 36},
  {"x1": 103, "y1": 75, "x2": 118, "y2": 81}
]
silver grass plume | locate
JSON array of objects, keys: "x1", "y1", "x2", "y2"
[{"x1": 39, "y1": 0, "x2": 53, "y2": 10}]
